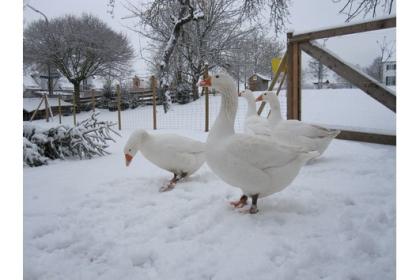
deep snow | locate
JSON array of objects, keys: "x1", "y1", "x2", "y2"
[{"x1": 23, "y1": 88, "x2": 396, "y2": 280}]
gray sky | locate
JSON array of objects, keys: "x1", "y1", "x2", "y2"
[{"x1": 23, "y1": 0, "x2": 396, "y2": 76}]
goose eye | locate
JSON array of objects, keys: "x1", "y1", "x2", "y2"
[
  {"x1": 129, "y1": 149, "x2": 132, "y2": 152},
  {"x1": 215, "y1": 75, "x2": 219, "y2": 78}
]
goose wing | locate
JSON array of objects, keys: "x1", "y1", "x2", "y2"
[
  {"x1": 153, "y1": 134, "x2": 205, "y2": 154},
  {"x1": 224, "y1": 134, "x2": 314, "y2": 171}
]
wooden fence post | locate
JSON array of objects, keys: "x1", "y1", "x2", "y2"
[
  {"x1": 91, "y1": 89, "x2": 96, "y2": 112},
  {"x1": 44, "y1": 94, "x2": 49, "y2": 122},
  {"x1": 116, "y1": 85, "x2": 122, "y2": 130},
  {"x1": 151, "y1": 75, "x2": 157, "y2": 130},
  {"x1": 58, "y1": 94, "x2": 62, "y2": 124},
  {"x1": 29, "y1": 95, "x2": 45, "y2": 122},
  {"x1": 204, "y1": 63, "x2": 209, "y2": 132},
  {"x1": 286, "y1": 32, "x2": 301, "y2": 120},
  {"x1": 72, "y1": 92, "x2": 77, "y2": 126}
]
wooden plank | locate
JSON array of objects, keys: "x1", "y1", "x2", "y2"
[
  {"x1": 72, "y1": 93, "x2": 76, "y2": 126},
  {"x1": 257, "y1": 49, "x2": 288, "y2": 115},
  {"x1": 91, "y1": 90, "x2": 96, "y2": 112},
  {"x1": 289, "y1": 17, "x2": 396, "y2": 43},
  {"x1": 286, "y1": 35, "x2": 293, "y2": 119},
  {"x1": 44, "y1": 94, "x2": 49, "y2": 122},
  {"x1": 300, "y1": 41, "x2": 396, "y2": 112},
  {"x1": 58, "y1": 95, "x2": 62, "y2": 124},
  {"x1": 337, "y1": 130, "x2": 396, "y2": 145},
  {"x1": 291, "y1": 42, "x2": 301, "y2": 120},
  {"x1": 29, "y1": 96, "x2": 45, "y2": 122}
]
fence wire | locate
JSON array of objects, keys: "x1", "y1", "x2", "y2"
[{"x1": 116, "y1": 90, "x2": 287, "y2": 132}]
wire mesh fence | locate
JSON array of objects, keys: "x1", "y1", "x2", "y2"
[
  {"x1": 25, "y1": 77, "x2": 288, "y2": 133},
  {"x1": 117, "y1": 89, "x2": 287, "y2": 132}
]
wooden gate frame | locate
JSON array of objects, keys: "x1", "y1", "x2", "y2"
[{"x1": 286, "y1": 16, "x2": 396, "y2": 145}]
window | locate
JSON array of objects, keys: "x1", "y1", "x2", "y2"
[
  {"x1": 386, "y1": 64, "x2": 396, "y2": 71},
  {"x1": 386, "y1": 76, "x2": 396, "y2": 86}
]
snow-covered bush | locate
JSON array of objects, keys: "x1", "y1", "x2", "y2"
[{"x1": 23, "y1": 113, "x2": 120, "y2": 167}]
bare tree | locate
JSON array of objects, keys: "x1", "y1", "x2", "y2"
[
  {"x1": 241, "y1": 0, "x2": 290, "y2": 34},
  {"x1": 307, "y1": 40, "x2": 329, "y2": 89},
  {"x1": 23, "y1": 14, "x2": 134, "y2": 110},
  {"x1": 364, "y1": 35, "x2": 395, "y2": 82},
  {"x1": 227, "y1": 29, "x2": 285, "y2": 89},
  {"x1": 308, "y1": 58, "x2": 330, "y2": 89},
  {"x1": 175, "y1": 0, "x2": 252, "y2": 99},
  {"x1": 333, "y1": 0, "x2": 395, "y2": 22},
  {"x1": 124, "y1": 0, "x2": 204, "y2": 111}
]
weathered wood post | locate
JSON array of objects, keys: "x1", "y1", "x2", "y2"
[
  {"x1": 91, "y1": 89, "x2": 95, "y2": 112},
  {"x1": 29, "y1": 96, "x2": 44, "y2": 122},
  {"x1": 72, "y1": 92, "x2": 77, "y2": 126},
  {"x1": 204, "y1": 63, "x2": 209, "y2": 132},
  {"x1": 286, "y1": 32, "x2": 302, "y2": 120},
  {"x1": 151, "y1": 75, "x2": 157, "y2": 130},
  {"x1": 58, "y1": 94, "x2": 62, "y2": 124},
  {"x1": 116, "y1": 84, "x2": 122, "y2": 130},
  {"x1": 44, "y1": 94, "x2": 49, "y2": 122}
]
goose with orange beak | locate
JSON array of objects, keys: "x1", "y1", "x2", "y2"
[
  {"x1": 124, "y1": 129, "x2": 206, "y2": 192},
  {"x1": 256, "y1": 91, "x2": 341, "y2": 156},
  {"x1": 240, "y1": 89, "x2": 271, "y2": 135},
  {"x1": 198, "y1": 72, "x2": 319, "y2": 214}
]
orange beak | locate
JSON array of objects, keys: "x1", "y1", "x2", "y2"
[
  {"x1": 125, "y1": 153, "x2": 133, "y2": 166},
  {"x1": 198, "y1": 77, "x2": 212, "y2": 87},
  {"x1": 255, "y1": 95, "x2": 263, "y2": 102}
]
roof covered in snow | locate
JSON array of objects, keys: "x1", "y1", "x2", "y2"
[{"x1": 251, "y1": 73, "x2": 271, "y2": 81}]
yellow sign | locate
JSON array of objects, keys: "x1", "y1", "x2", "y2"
[{"x1": 271, "y1": 57, "x2": 286, "y2": 76}]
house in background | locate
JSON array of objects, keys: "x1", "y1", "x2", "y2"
[
  {"x1": 382, "y1": 61, "x2": 396, "y2": 86},
  {"x1": 248, "y1": 73, "x2": 270, "y2": 91}
]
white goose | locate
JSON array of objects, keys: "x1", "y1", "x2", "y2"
[
  {"x1": 198, "y1": 73, "x2": 319, "y2": 214},
  {"x1": 124, "y1": 129, "x2": 206, "y2": 192},
  {"x1": 256, "y1": 92, "x2": 341, "y2": 156},
  {"x1": 240, "y1": 89, "x2": 271, "y2": 135}
]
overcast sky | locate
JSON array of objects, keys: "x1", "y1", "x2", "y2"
[{"x1": 23, "y1": 0, "x2": 396, "y2": 76}]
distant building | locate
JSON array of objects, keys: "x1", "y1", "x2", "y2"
[
  {"x1": 248, "y1": 73, "x2": 270, "y2": 91},
  {"x1": 382, "y1": 61, "x2": 396, "y2": 86}
]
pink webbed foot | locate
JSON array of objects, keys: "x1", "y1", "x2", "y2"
[{"x1": 229, "y1": 195, "x2": 248, "y2": 208}]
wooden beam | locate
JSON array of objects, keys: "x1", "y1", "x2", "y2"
[
  {"x1": 300, "y1": 42, "x2": 396, "y2": 112},
  {"x1": 291, "y1": 42, "x2": 301, "y2": 120},
  {"x1": 289, "y1": 17, "x2": 396, "y2": 43},
  {"x1": 286, "y1": 33, "x2": 294, "y2": 119},
  {"x1": 337, "y1": 130, "x2": 396, "y2": 145}
]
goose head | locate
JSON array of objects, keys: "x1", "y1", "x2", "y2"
[
  {"x1": 198, "y1": 72, "x2": 237, "y2": 96},
  {"x1": 124, "y1": 129, "x2": 148, "y2": 166},
  {"x1": 239, "y1": 89, "x2": 256, "y2": 102},
  {"x1": 256, "y1": 92, "x2": 280, "y2": 108}
]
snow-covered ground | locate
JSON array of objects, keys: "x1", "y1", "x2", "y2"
[{"x1": 23, "y1": 88, "x2": 396, "y2": 279}]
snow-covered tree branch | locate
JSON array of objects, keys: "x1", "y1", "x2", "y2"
[{"x1": 23, "y1": 113, "x2": 120, "y2": 167}]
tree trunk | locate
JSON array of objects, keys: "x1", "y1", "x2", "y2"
[
  {"x1": 72, "y1": 81, "x2": 81, "y2": 113},
  {"x1": 191, "y1": 70, "x2": 201, "y2": 100}
]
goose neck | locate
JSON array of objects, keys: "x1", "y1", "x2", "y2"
[{"x1": 208, "y1": 83, "x2": 237, "y2": 141}]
